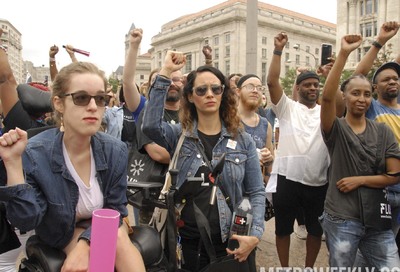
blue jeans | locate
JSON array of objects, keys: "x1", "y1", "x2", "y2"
[{"x1": 320, "y1": 211, "x2": 400, "y2": 269}]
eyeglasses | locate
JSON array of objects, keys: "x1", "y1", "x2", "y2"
[
  {"x1": 192, "y1": 84, "x2": 224, "y2": 96},
  {"x1": 242, "y1": 83, "x2": 266, "y2": 92},
  {"x1": 61, "y1": 91, "x2": 110, "y2": 107},
  {"x1": 171, "y1": 77, "x2": 183, "y2": 83}
]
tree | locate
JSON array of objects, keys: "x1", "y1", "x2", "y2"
[
  {"x1": 108, "y1": 77, "x2": 119, "y2": 93},
  {"x1": 280, "y1": 68, "x2": 297, "y2": 97},
  {"x1": 366, "y1": 43, "x2": 394, "y2": 81}
]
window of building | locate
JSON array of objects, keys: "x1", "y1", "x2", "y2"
[
  {"x1": 225, "y1": 60, "x2": 230, "y2": 76},
  {"x1": 204, "y1": 39, "x2": 209, "y2": 45},
  {"x1": 285, "y1": 65, "x2": 290, "y2": 75},
  {"x1": 225, "y1": 46, "x2": 230, "y2": 57},
  {"x1": 295, "y1": 54, "x2": 300, "y2": 65},
  {"x1": 360, "y1": 0, "x2": 377, "y2": 15},
  {"x1": 225, "y1": 33, "x2": 230, "y2": 44},
  {"x1": 262, "y1": 48, "x2": 267, "y2": 59},
  {"x1": 215, "y1": 48, "x2": 219, "y2": 59},
  {"x1": 185, "y1": 54, "x2": 192, "y2": 73},
  {"x1": 158, "y1": 52, "x2": 162, "y2": 60},
  {"x1": 315, "y1": 47, "x2": 319, "y2": 55},
  {"x1": 306, "y1": 56, "x2": 310, "y2": 66},
  {"x1": 262, "y1": 36, "x2": 267, "y2": 45},
  {"x1": 140, "y1": 75, "x2": 144, "y2": 80},
  {"x1": 285, "y1": 42, "x2": 290, "y2": 49},
  {"x1": 214, "y1": 62, "x2": 219, "y2": 69},
  {"x1": 365, "y1": 0, "x2": 372, "y2": 14},
  {"x1": 365, "y1": 22, "x2": 373, "y2": 37},
  {"x1": 306, "y1": 46, "x2": 310, "y2": 53},
  {"x1": 261, "y1": 62, "x2": 267, "y2": 85},
  {"x1": 360, "y1": 1, "x2": 364, "y2": 15},
  {"x1": 285, "y1": 52, "x2": 290, "y2": 62},
  {"x1": 214, "y1": 36, "x2": 219, "y2": 46}
]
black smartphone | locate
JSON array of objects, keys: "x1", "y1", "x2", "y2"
[{"x1": 320, "y1": 43, "x2": 333, "y2": 66}]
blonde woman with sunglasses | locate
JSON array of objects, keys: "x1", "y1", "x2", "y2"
[{"x1": 0, "y1": 62, "x2": 145, "y2": 272}]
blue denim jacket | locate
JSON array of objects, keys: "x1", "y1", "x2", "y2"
[
  {"x1": 0, "y1": 128, "x2": 129, "y2": 249},
  {"x1": 142, "y1": 75, "x2": 265, "y2": 241}
]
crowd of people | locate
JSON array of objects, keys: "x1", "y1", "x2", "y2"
[{"x1": 0, "y1": 19, "x2": 399, "y2": 272}]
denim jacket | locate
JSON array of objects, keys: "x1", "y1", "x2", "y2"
[
  {"x1": 142, "y1": 75, "x2": 265, "y2": 241},
  {"x1": 0, "y1": 128, "x2": 128, "y2": 249}
]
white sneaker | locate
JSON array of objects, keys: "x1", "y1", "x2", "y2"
[{"x1": 295, "y1": 224, "x2": 307, "y2": 240}]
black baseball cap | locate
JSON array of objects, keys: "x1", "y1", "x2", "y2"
[
  {"x1": 372, "y1": 61, "x2": 400, "y2": 84},
  {"x1": 295, "y1": 71, "x2": 320, "y2": 85}
]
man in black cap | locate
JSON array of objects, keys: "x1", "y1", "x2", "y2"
[{"x1": 266, "y1": 32, "x2": 329, "y2": 269}]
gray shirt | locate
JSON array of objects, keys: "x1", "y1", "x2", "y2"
[{"x1": 322, "y1": 118, "x2": 400, "y2": 221}]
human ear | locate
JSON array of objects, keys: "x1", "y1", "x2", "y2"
[{"x1": 53, "y1": 96, "x2": 64, "y2": 114}]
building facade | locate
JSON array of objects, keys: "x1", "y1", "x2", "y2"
[
  {"x1": 148, "y1": 0, "x2": 336, "y2": 83},
  {"x1": 0, "y1": 19, "x2": 24, "y2": 84},
  {"x1": 337, "y1": 0, "x2": 400, "y2": 69}
]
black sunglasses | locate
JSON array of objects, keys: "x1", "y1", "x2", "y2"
[
  {"x1": 62, "y1": 91, "x2": 110, "y2": 107},
  {"x1": 192, "y1": 84, "x2": 224, "y2": 96}
]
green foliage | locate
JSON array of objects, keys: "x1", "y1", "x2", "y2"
[
  {"x1": 280, "y1": 68, "x2": 297, "y2": 97},
  {"x1": 366, "y1": 43, "x2": 394, "y2": 81},
  {"x1": 108, "y1": 77, "x2": 120, "y2": 93}
]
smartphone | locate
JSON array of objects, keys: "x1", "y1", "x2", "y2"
[{"x1": 320, "y1": 43, "x2": 333, "y2": 66}]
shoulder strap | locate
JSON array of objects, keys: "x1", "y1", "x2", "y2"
[
  {"x1": 170, "y1": 129, "x2": 186, "y2": 169},
  {"x1": 374, "y1": 123, "x2": 384, "y2": 175}
]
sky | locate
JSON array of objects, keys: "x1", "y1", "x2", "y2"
[{"x1": 1, "y1": 0, "x2": 337, "y2": 76}]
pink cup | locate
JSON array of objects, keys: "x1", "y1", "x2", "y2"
[{"x1": 89, "y1": 208, "x2": 120, "y2": 272}]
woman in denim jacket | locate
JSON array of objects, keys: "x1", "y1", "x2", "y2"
[
  {"x1": 0, "y1": 62, "x2": 145, "y2": 272},
  {"x1": 142, "y1": 51, "x2": 265, "y2": 271}
]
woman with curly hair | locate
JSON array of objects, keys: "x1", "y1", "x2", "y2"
[{"x1": 142, "y1": 51, "x2": 265, "y2": 272}]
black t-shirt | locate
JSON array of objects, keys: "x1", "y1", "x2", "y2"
[
  {"x1": 121, "y1": 106, "x2": 136, "y2": 143},
  {"x1": 179, "y1": 131, "x2": 222, "y2": 240},
  {"x1": 163, "y1": 109, "x2": 179, "y2": 124}
]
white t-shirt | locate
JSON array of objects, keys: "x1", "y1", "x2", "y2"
[
  {"x1": 270, "y1": 94, "x2": 329, "y2": 186},
  {"x1": 63, "y1": 142, "x2": 104, "y2": 221}
]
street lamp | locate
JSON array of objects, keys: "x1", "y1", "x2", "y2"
[{"x1": 293, "y1": 44, "x2": 318, "y2": 69}]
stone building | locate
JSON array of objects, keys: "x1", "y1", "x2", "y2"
[
  {"x1": 336, "y1": 0, "x2": 400, "y2": 69},
  {"x1": 0, "y1": 19, "x2": 24, "y2": 84},
  {"x1": 148, "y1": 0, "x2": 336, "y2": 83}
]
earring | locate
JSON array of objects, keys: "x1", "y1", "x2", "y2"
[{"x1": 60, "y1": 115, "x2": 65, "y2": 132}]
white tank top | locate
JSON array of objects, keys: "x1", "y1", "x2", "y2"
[{"x1": 62, "y1": 142, "x2": 104, "y2": 222}]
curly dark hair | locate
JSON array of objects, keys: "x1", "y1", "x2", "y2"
[{"x1": 180, "y1": 65, "x2": 241, "y2": 137}]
